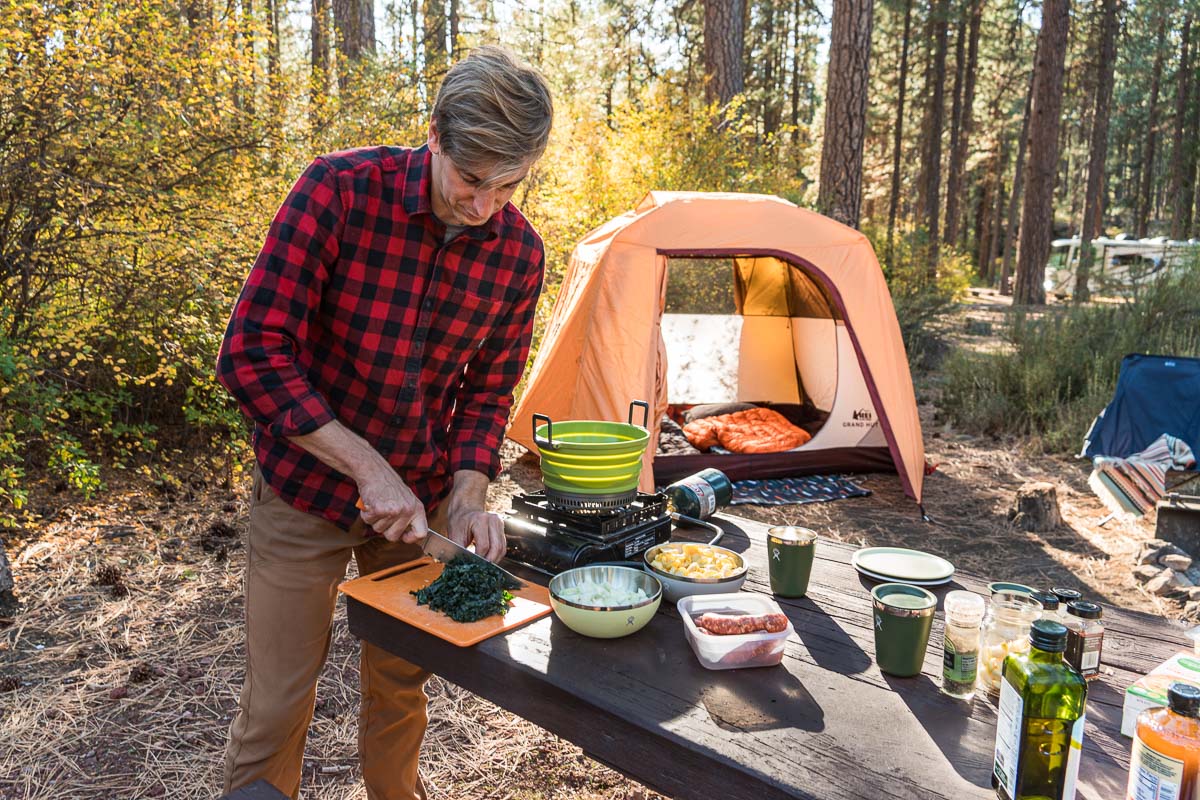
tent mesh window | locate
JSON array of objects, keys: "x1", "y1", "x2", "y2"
[{"x1": 661, "y1": 255, "x2": 838, "y2": 430}]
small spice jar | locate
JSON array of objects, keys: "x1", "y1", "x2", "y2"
[
  {"x1": 1029, "y1": 590, "x2": 1060, "y2": 622},
  {"x1": 942, "y1": 591, "x2": 985, "y2": 701},
  {"x1": 979, "y1": 590, "x2": 1044, "y2": 694},
  {"x1": 1064, "y1": 599, "x2": 1104, "y2": 679},
  {"x1": 1052, "y1": 587, "x2": 1082, "y2": 623}
]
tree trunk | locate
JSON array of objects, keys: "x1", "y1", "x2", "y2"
[
  {"x1": 1001, "y1": 44, "x2": 1039, "y2": 296},
  {"x1": 312, "y1": 0, "x2": 332, "y2": 106},
  {"x1": 916, "y1": 0, "x2": 950, "y2": 276},
  {"x1": 449, "y1": 0, "x2": 459, "y2": 57},
  {"x1": 818, "y1": 0, "x2": 874, "y2": 228},
  {"x1": 1075, "y1": 0, "x2": 1121, "y2": 302},
  {"x1": 1188, "y1": 68, "x2": 1200, "y2": 237},
  {"x1": 885, "y1": 0, "x2": 914, "y2": 266},
  {"x1": 1170, "y1": 14, "x2": 1194, "y2": 240},
  {"x1": 266, "y1": 0, "x2": 281, "y2": 109},
  {"x1": 334, "y1": 0, "x2": 375, "y2": 90},
  {"x1": 978, "y1": 129, "x2": 1007, "y2": 283},
  {"x1": 240, "y1": 0, "x2": 255, "y2": 115},
  {"x1": 1013, "y1": 0, "x2": 1070, "y2": 306},
  {"x1": 423, "y1": 0, "x2": 447, "y2": 80},
  {"x1": 1135, "y1": 13, "x2": 1168, "y2": 238},
  {"x1": 704, "y1": 0, "x2": 747, "y2": 108},
  {"x1": 945, "y1": 0, "x2": 981, "y2": 246},
  {"x1": 791, "y1": 0, "x2": 802, "y2": 145},
  {"x1": 943, "y1": 0, "x2": 967, "y2": 245},
  {"x1": 761, "y1": 1, "x2": 778, "y2": 136}
]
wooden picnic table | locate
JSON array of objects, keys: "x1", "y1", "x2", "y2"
[{"x1": 345, "y1": 512, "x2": 1193, "y2": 800}]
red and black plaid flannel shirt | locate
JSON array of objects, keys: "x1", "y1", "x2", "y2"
[{"x1": 217, "y1": 146, "x2": 544, "y2": 529}]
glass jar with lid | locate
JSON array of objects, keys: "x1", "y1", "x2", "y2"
[
  {"x1": 1064, "y1": 599, "x2": 1104, "y2": 679},
  {"x1": 1052, "y1": 586, "x2": 1081, "y2": 622},
  {"x1": 1029, "y1": 590, "x2": 1060, "y2": 622},
  {"x1": 979, "y1": 590, "x2": 1044, "y2": 694}
]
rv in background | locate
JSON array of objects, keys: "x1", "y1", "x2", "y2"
[{"x1": 1044, "y1": 236, "x2": 1199, "y2": 299}]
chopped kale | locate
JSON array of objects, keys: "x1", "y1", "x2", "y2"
[{"x1": 412, "y1": 556, "x2": 515, "y2": 623}]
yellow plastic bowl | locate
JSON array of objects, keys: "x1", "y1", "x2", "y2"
[{"x1": 549, "y1": 565, "x2": 662, "y2": 639}]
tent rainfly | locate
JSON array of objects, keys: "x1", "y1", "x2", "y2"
[{"x1": 507, "y1": 192, "x2": 927, "y2": 504}]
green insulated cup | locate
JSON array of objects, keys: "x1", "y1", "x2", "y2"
[
  {"x1": 872, "y1": 583, "x2": 938, "y2": 677},
  {"x1": 767, "y1": 526, "x2": 817, "y2": 598}
]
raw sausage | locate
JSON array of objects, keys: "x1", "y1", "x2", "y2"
[
  {"x1": 696, "y1": 612, "x2": 788, "y2": 635},
  {"x1": 718, "y1": 639, "x2": 783, "y2": 666}
]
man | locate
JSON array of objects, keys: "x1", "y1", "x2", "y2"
[{"x1": 216, "y1": 45, "x2": 553, "y2": 799}]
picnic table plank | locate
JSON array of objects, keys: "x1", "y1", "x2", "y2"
[{"x1": 347, "y1": 512, "x2": 1191, "y2": 800}]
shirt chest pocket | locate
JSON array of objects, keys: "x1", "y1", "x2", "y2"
[{"x1": 424, "y1": 290, "x2": 503, "y2": 369}]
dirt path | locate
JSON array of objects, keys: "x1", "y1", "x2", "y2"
[{"x1": 0, "y1": 297, "x2": 1187, "y2": 799}]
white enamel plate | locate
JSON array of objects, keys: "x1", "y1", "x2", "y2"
[{"x1": 851, "y1": 546, "x2": 955, "y2": 585}]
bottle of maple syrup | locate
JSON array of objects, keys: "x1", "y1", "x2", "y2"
[{"x1": 1125, "y1": 682, "x2": 1200, "y2": 800}]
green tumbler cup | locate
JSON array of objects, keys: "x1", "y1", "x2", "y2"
[
  {"x1": 767, "y1": 526, "x2": 817, "y2": 598},
  {"x1": 871, "y1": 583, "x2": 937, "y2": 677}
]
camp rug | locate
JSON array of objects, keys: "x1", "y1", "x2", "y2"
[{"x1": 729, "y1": 475, "x2": 871, "y2": 506}]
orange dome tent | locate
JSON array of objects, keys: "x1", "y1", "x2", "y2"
[{"x1": 508, "y1": 192, "x2": 926, "y2": 504}]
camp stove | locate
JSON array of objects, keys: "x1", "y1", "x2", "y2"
[{"x1": 502, "y1": 490, "x2": 673, "y2": 575}]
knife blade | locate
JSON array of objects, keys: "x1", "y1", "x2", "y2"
[{"x1": 422, "y1": 529, "x2": 525, "y2": 590}]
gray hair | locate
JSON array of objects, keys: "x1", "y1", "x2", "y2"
[{"x1": 432, "y1": 45, "x2": 554, "y2": 184}]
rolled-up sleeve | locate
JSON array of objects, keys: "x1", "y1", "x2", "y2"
[
  {"x1": 216, "y1": 158, "x2": 343, "y2": 437},
  {"x1": 446, "y1": 254, "x2": 544, "y2": 478}
]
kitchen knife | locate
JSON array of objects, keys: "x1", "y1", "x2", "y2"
[{"x1": 422, "y1": 529, "x2": 525, "y2": 591}]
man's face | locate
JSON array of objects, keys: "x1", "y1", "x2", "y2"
[{"x1": 428, "y1": 123, "x2": 531, "y2": 227}]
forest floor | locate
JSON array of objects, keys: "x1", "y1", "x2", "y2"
[{"x1": 0, "y1": 294, "x2": 1189, "y2": 800}]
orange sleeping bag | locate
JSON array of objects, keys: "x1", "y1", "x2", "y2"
[{"x1": 682, "y1": 407, "x2": 812, "y2": 454}]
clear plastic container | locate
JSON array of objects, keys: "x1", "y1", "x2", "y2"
[{"x1": 677, "y1": 593, "x2": 794, "y2": 670}]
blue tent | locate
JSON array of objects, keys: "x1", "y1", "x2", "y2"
[{"x1": 1081, "y1": 353, "x2": 1200, "y2": 459}]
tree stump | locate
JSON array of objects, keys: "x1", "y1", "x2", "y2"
[{"x1": 1009, "y1": 482, "x2": 1062, "y2": 532}]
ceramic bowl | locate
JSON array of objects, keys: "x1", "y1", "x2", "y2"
[
  {"x1": 548, "y1": 565, "x2": 662, "y2": 638},
  {"x1": 642, "y1": 542, "x2": 749, "y2": 603}
]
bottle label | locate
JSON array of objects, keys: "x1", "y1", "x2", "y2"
[
  {"x1": 942, "y1": 639, "x2": 978, "y2": 683},
  {"x1": 993, "y1": 674, "x2": 1023, "y2": 800},
  {"x1": 677, "y1": 475, "x2": 717, "y2": 517},
  {"x1": 1080, "y1": 635, "x2": 1102, "y2": 673},
  {"x1": 1066, "y1": 630, "x2": 1103, "y2": 677},
  {"x1": 1062, "y1": 713, "x2": 1085, "y2": 800},
  {"x1": 1125, "y1": 732, "x2": 1185, "y2": 800}
]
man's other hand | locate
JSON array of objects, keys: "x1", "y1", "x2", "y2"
[{"x1": 446, "y1": 509, "x2": 506, "y2": 563}]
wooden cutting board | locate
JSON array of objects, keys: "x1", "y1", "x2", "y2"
[{"x1": 339, "y1": 556, "x2": 553, "y2": 647}]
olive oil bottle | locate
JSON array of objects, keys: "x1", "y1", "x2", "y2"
[{"x1": 992, "y1": 620, "x2": 1088, "y2": 800}]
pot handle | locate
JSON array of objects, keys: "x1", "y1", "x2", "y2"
[
  {"x1": 532, "y1": 413, "x2": 558, "y2": 450},
  {"x1": 628, "y1": 400, "x2": 650, "y2": 429}
]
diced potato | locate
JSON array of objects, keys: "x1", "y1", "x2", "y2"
[{"x1": 650, "y1": 544, "x2": 741, "y2": 579}]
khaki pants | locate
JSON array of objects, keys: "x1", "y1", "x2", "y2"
[{"x1": 223, "y1": 470, "x2": 444, "y2": 799}]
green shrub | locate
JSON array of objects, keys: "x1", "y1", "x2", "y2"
[
  {"x1": 864, "y1": 225, "x2": 973, "y2": 370},
  {"x1": 940, "y1": 264, "x2": 1200, "y2": 452}
]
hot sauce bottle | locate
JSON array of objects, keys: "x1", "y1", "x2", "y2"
[{"x1": 1126, "y1": 682, "x2": 1200, "y2": 800}]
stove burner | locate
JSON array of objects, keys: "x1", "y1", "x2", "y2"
[
  {"x1": 542, "y1": 486, "x2": 638, "y2": 514},
  {"x1": 502, "y1": 491, "x2": 672, "y2": 575}
]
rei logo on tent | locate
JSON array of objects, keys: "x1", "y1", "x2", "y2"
[{"x1": 852, "y1": 409, "x2": 874, "y2": 422}]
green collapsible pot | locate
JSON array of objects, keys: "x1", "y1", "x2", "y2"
[{"x1": 533, "y1": 401, "x2": 651, "y2": 495}]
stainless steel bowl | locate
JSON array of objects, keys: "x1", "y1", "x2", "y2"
[
  {"x1": 549, "y1": 565, "x2": 662, "y2": 611},
  {"x1": 548, "y1": 565, "x2": 663, "y2": 638},
  {"x1": 642, "y1": 543, "x2": 749, "y2": 602}
]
